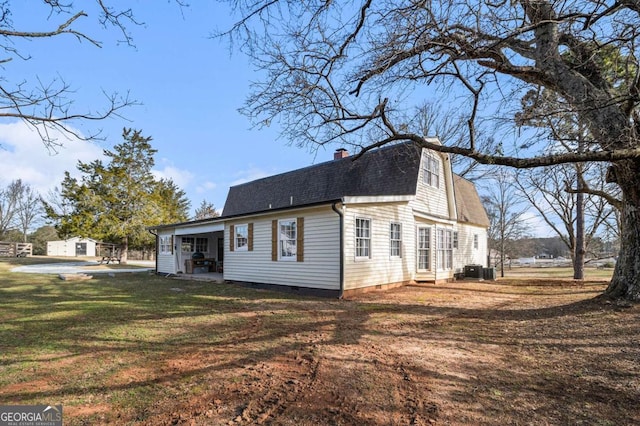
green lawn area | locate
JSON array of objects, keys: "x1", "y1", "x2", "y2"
[
  {"x1": 502, "y1": 265, "x2": 615, "y2": 279},
  {"x1": 0, "y1": 257, "x2": 311, "y2": 424},
  {"x1": 0, "y1": 257, "x2": 637, "y2": 425}
]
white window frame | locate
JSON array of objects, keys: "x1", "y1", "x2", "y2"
[
  {"x1": 159, "y1": 236, "x2": 172, "y2": 255},
  {"x1": 453, "y1": 231, "x2": 459, "y2": 249},
  {"x1": 417, "y1": 227, "x2": 431, "y2": 271},
  {"x1": 437, "y1": 229, "x2": 453, "y2": 270},
  {"x1": 279, "y1": 218, "x2": 297, "y2": 261},
  {"x1": 181, "y1": 236, "x2": 195, "y2": 252},
  {"x1": 235, "y1": 224, "x2": 249, "y2": 251},
  {"x1": 390, "y1": 222, "x2": 402, "y2": 258},
  {"x1": 423, "y1": 153, "x2": 440, "y2": 188},
  {"x1": 355, "y1": 217, "x2": 371, "y2": 259},
  {"x1": 473, "y1": 234, "x2": 479, "y2": 250}
]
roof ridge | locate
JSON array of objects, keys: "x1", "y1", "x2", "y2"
[{"x1": 228, "y1": 142, "x2": 415, "y2": 189}]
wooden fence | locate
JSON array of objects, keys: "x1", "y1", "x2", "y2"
[{"x1": 0, "y1": 242, "x2": 33, "y2": 257}]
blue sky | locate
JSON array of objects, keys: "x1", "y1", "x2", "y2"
[
  {"x1": 0, "y1": 2, "x2": 327, "y2": 217},
  {"x1": 0, "y1": 2, "x2": 557, "y2": 237}
]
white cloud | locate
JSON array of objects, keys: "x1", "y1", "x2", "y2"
[
  {"x1": 0, "y1": 121, "x2": 105, "y2": 196},
  {"x1": 152, "y1": 164, "x2": 195, "y2": 189},
  {"x1": 195, "y1": 181, "x2": 217, "y2": 193}
]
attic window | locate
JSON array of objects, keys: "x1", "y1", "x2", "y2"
[{"x1": 423, "y1": 153, "x2": 440, "y2": 188}]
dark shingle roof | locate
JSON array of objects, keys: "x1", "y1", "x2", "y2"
[
  {"x1": 221, "y1": 142, "x2": 489, "y2": 229},
  {"x1": 221, "y1": 143, "x2": 422, "y2": 217},
  {"x1": 452, "y1": 175, "x2": 490, "y2": 227}
]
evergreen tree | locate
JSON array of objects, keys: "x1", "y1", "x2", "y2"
[
  {"x1": 44, "y1": 128, "x2": 190, "y2": 263},
  {"x1": 193, "y1": 200, "x2": 219, "y2": 220}
]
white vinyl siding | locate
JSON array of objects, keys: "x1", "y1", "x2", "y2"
[
  {"x1": 224, "y1": 207, "x2": 340, "y2": 290},
  {"x1": 454, "y1": 224, "x2": 488, "y2": 269},
  {"x1": 343, "y1": 203, "x2": 415, "y2": 290},
  {"x1": 410, "y1": 150, "x2": 450, "y2": 218}
]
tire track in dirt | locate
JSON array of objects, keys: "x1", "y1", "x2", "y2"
[{"x1": 241, "y1": 353, "x2": 322, "y2": 424}]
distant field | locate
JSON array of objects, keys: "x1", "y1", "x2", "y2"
[{"x1": 500, "y1": 265, "x2": 614, "y2": 280}]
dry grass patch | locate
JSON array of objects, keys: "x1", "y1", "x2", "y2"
[{"x1": 0, "y1": 257, "x2": 638, "y2": 425}]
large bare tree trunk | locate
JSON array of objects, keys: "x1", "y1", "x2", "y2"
[{"x1": 605, "y1": 162, "x2": 640, "y2": 300}]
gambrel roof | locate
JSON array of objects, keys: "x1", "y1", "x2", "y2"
[
  {"x1": 222, "y1": 143, "x2": 422, "y2": 217},
  {"x1": 222, "y1": 142, "x2": 490, "y2": 228},
  {"x1": 452, "y1": 175, "x2": 490, "y2": 227}
]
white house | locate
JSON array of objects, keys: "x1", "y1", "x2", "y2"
[
  {"x1": 46, "y1": 237, "x2": 99, "y2": 257},
  {"x1": 150, "y1": 142, "x2": 489, "y2": 297}
]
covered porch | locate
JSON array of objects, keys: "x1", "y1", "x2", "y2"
[{"x1": 173, "y1": 221, "x2": 224, "y2": 277}]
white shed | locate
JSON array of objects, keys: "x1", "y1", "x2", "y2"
[{"x1": 46, "y1": 237, "x2": 98, "y2": 257}]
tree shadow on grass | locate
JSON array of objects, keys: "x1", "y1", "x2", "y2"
[{"x1": 0, "y1": 273, "x2": 638, "y2": 425}]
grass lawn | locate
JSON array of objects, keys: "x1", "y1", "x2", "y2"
[{"x1": 0, "y1": 257, "x2": 638, "y2": 425}]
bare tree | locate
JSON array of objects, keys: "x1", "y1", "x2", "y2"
[
  {"x1": 16, "y1": 182, "x2": 43, "y2": 243},
  {"x1": 0, "y1": 180, "x2": 22, "y2": 239},
  {"x1": 219, "y1": 0, "x2": 640, "y2": 300},
  {"x1": 0, "y1": 2, "x2": 185, "y2": 149},
  {"x1": 482, "y1": 169, "x2": 530, "y2": 277},
  {"x1": 515, "y1": 164, "x2": 614, "y2": 279},
  {"x1": 406, "y1": 102, "x2": 498, "y2": 180}
]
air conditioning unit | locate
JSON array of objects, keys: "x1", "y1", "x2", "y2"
[
  {"x1": 464, "y1": 264, "x2": 483, "y2": 279},
  {"x1": 483, "y1": 267, "x2": 496, "y2": 280}
]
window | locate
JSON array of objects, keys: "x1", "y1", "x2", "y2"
[
  {"x1": 390, "y1": 222, "x2": 402, "y2": 257},
  {"x1": 181, "y1": 237, "x2": 194, "y2": 252},
  {"x1": 272, "y1": 218, "x2": 303, "y2": 261},
  {"x1": 423, "y1": 154, "x2": 440, "y2": 188},
  {"x1": 159, "y1": 236, "x2": 172, "y2": 255},
  {"x1": 453, "y1": 231, "x2": 459, "y2": 249},
  {"x1": 355, "y1": 218, "x2": 371, "y2": 258},
  {"x1": 473, "y1": 234, "x2": 479, "y2": 250},
  {"x1": 180, "y1": 237, "x2": 208, "y2": 253},
  {"x1": 279, "y1": 219, "x2": 297, "y2": 260},
  {"x1": 235, "y1": 224, "x2": 248, "y2": 251},
  {"x1": 195, "y1": 237, "x2": 208, "y2": 253},
  {"x1": 437, "y1": 229, "x2": 453, "y2": 270},
  {"x1": 418, "y1": 227, "x2": 430, "y2": 270}
]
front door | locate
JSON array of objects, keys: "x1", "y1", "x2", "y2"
[{"x1": 75, "y1": 242, "x2": 87, "y2": 256}]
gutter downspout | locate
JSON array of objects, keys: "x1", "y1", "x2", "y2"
[
  {"x1": 331, "y1": 201, "x2": 345, "y2": 299},
  {"x1": 148, "y1": 229, "x2": 158, "y2": 274}
]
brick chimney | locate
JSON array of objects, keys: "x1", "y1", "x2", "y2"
[{"x1": 334, "y1": 148, "x2": 349, "y2": 160}]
